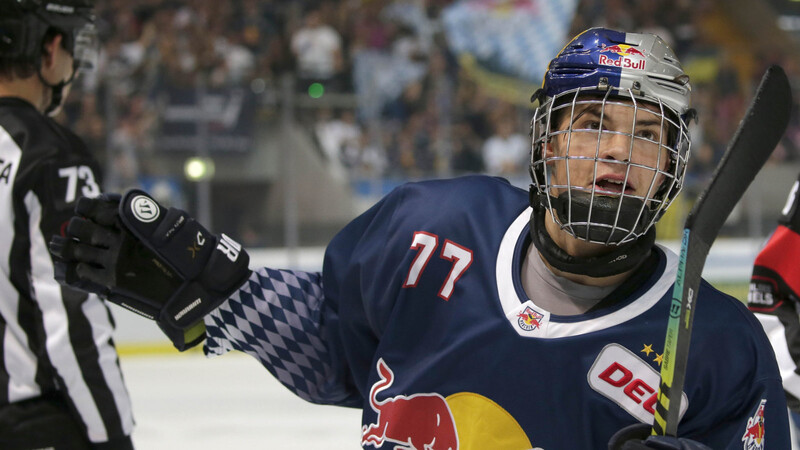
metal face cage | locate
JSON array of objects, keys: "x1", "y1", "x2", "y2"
[{"x1": 530, "y1": 86, "x2": 691, "y2": 245}]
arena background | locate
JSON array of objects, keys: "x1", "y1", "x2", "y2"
[{"x1": 61, "y1": 0, "x2": 800, "y2": 447}]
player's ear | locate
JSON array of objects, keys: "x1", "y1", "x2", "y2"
[
  {"x1": 40, "y1": 34, "x2": 63, "y2": 70},
  {"x1": 543, "y1": 139, "x2": 557, "y2": 159}
]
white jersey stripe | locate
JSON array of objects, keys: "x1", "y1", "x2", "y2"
[
  {"x1": 25, "y1": 191, "x2": 109, "y2": 442},
  {"x1": 754, "y1": 313, "x2": 800, "y2": 399},
  {"x1": 82, "y1": 297, "x2": 134, "y2": 436},
  {"x1": 0, "y1": 126, "x2": 40, "y2": 402}
]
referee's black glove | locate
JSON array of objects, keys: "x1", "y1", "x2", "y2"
[{"x1": 49, "y1": 190, "x2": 251, "y2": 351}]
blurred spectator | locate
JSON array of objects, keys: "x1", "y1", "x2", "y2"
[
  {"x1": 391, "y1": 22, "x2": 427, "y2": 63},
  {"x1": 450, "y1": 121, "x2": 485, "y2": 175},
  {"x1": 315, "y1": 108, "x2": 362, "y2": 172},
  {"x1": 685, "y1": 142, "x2": 717, "y2": 188},
  {"x1": 350, "y1": 133, "x2": 388, "y2": 178},
  {"x1": 382, "y1": 80, "x2": 425, "y2": 125},
  {"x1": 350, "y1": 2, "x2": 392, "y2": 52},
  {"x1": 634, "y1": 2, "x2": 675, "y2": 47},
  {"x1": 453, "y1": 77, "x2": 494, "y2": 140},
  {"x1": 482, "y1": 119, "x2": 528, "y2": 177},
  {"x1": 291, "y1": 6, "x2": 345, "y2": 92},
  {"x1": 59, "y1": 0, "x2": 799, "y2": 237},
  {"x1": 213, "y1": 29, "x2": 256, "y2": 86},
  {"x1": 72, "y1": 93, "x2": 107, "y2": 161}
]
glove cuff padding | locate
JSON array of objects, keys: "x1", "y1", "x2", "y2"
[
  {"x1": 118, "y1": 189, "x2": 251, "y2": 330},
  {"x1": 157, "y1": 320, "x2": 207, "y2": 352},
  {"x1": 609, "y1": 423, "x2": 650, "y2": 450},
  {"x1": 749, "y1": 225, "x2": 800, "y2": 312},
  {"x1": 608, "y1": 423, "x2": 712, "y2": 450}
]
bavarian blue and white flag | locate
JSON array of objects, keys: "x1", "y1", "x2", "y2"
[{"x1": 442, "y1": 0, "x2": 579, "y2": 83}]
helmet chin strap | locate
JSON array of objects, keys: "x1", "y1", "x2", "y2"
[
  {"x1": 36, "y1": 59, "x2": 75, "y2": 116},
  {"x1": 43, "y1": 80, "x2": 67, "y2": 116},
  {"x1": 544, "y1": 190, "x2": 654, "y2": 244},
  {"x1": 529, "y1": 189, "x2": 656, "y2": 278}
]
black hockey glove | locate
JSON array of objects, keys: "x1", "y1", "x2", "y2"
[
  {"x1": 748, "y1": 174, "x2": 800, "y2": 312},
  {"x1": 49, "y1": 190, "x2": 251, "y2": 351},
  {"x1": 608, "y1": 423, "x2": 711, "y2": 450}
]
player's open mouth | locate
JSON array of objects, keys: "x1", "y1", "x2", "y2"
[{"x1": 593, "y1": 176, "x2": 634, "y2": 195}]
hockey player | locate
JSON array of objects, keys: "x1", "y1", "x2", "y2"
[
  {"x1": 748, "y1": 172, "x2": 800, "y2": 446},
  {"x1": 51, "y1": 28, "x2": 788, "y2": 449},
  {"x1": 0, "y1": 1, "x2": 134, "y2": 448}
]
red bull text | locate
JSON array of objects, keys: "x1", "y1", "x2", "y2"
[{"x1": 598, "y1": 44, "x2": 646, "y2": 70}]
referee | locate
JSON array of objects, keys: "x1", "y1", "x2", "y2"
[{"x1": 0, "y1": 1, "x2": 134, "y2": 448}]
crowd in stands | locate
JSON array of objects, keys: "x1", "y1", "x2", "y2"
[{"x1": 60, "y1": 0, "x2": 800, "y2": 201}]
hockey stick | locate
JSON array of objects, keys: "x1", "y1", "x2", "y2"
[{"x1": 651, "y1": 65, "x2": 792, "y2": 436}]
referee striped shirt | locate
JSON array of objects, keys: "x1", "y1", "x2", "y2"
[{"x1": 0, "y1": 97, "x2": 133, "y2": 445}]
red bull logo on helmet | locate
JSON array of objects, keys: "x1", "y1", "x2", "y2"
[
  {"x1": 741, "y1": 399, "x2": 766, "y2": 450},
  {"x1": 362, "y1": 359, "x2": 458, "y2": 449},
  {"x1": 598, "y1": 43, "x2": 646, "y2": 70}
]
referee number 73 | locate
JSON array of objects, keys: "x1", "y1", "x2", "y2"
[{"x1": 58, "y1": 165, "x2": 100, "y2": 203}]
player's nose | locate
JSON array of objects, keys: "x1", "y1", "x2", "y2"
[{"x1": 598, "y1": 131, "x2": 633, "y2": 163}]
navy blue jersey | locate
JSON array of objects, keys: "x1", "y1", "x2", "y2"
[{"x1": 206, "y1": 175, "x2": 788, "y2": 449}]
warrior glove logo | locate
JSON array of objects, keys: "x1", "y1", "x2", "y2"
[
  {"x1": 130, "y1": 195, "x2": 160, "y2": 223},
  {"x1": 187, "y1": 232, "x2": 206, "y2": 258},
  {"x1": 216, "y1": 234, "x2": 242, "y2": 262}
]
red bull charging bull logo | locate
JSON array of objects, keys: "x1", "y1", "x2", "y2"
[
  {"x1": 741, "y1": 399, "x2": 766, "y2": 450},
  {"x1": 598, "y1": 44, "x2": 646, "y2": 70},
  {"x1": 362, "y1": 358, "x2": 459, "y2": 449},
  {"x1": 517, "y1": 306, "x2": 544, "y2": 331}
]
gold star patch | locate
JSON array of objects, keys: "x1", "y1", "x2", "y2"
[
  {"x1": 641, "y1": 344, "x2": 653, "y2": 356},
  {"x1": 654, "y1": 353, "x2": 663, "y2": 366}
]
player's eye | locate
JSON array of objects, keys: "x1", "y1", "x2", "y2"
[
  {"x1": 635, "y1": 128, "x2": 659, "y2": 141},
  {"x1": 576, "y1": 119, "x2": 602, "y2": 131}
]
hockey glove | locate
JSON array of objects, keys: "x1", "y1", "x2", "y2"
[
  {"x1": 607, "y1": 423, "x2": 712, "y2": 450},
  {"x1": 49, "y1": 190, "x2": 251, "y2": 351},
  {"x1": 748, "y1": 174, "x2": 800, "y2": 313}
]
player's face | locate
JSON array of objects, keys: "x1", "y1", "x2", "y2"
[{"x1": 546, "y1": 100, "x2": 670, "y2": 203}]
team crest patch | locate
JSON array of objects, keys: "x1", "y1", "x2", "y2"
[
  {"x1": 741, "y1": 399, "x2": 766, "y2": 450},
  {"x1": 517, "y1": 306, "x2": 544, "y2": 331}
]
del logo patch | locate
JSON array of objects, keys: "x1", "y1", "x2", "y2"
[
  {"x1": 741, "y1": 399, "x2": 766, "y2": 450},
  {"x1": 588, "y1": 343, "x2": 688, "y2": 423}
]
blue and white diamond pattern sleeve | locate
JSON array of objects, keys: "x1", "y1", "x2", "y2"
[{"x1": 204, "y1": 267, "x2": 350, "y2": 405}]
